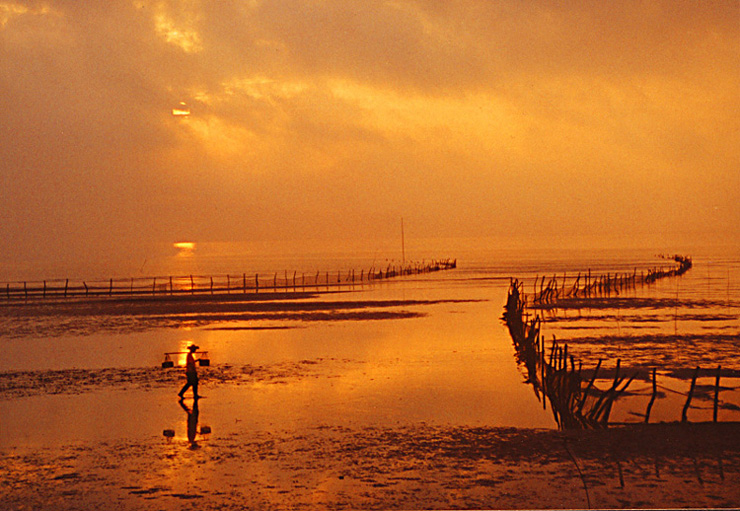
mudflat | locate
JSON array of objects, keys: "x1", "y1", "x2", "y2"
[{"x1": 2, "y1": 420, "x2": 739, "y2": 510}]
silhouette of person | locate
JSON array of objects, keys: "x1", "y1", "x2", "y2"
[
  {"x1": 178, "y1": 397, "x2": 200, "y2": 449},
  {"x1": 178, "y1": 344, "x2": 200, "y2": 399}
]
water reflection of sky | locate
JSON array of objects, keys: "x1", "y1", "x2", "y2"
[{"x1": 1, "y1": 244, "x2": 739, "y2": 446}]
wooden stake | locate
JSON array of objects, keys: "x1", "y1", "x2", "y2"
[
  {"x1": 682, "y1": 366, "x2": 700, "y2": 422},
  {"x1": 645, "y1": 368, "x2": 657, "y2": 423},
  {"x1": 714, "y1": 365, "x2": 721, "y2": 423}
]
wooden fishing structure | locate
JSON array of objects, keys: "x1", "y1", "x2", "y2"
[
  {"x1": 0, "y1": 259, "x2": 456, "y2": 302},
  {"x1": 503, "y1": 255, "x2": 699, "y2": 429},
  {"x1": 529, "y1": 255, "x2": 692, "y2": 306},
  {"x1": 504, "y1": 279, "x2": 635, "y2": 428}
]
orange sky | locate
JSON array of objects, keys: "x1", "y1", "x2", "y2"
[{"x1": 1, "y1": 1, "x2": 738, "y2": 264}]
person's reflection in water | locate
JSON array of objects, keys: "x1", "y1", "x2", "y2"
[{"x1": 179, "y1": 398, "x2": 200, "y2": 450}]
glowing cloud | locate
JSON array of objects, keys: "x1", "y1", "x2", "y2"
[
  {"x1": 153, "y1": 2, "x2": 201, "y2": 53},
  {"x1": 0, "y1": 1, "x2": 52, "y2": 28}
]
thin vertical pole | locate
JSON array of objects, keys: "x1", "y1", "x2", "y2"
[
  {"x1": 682, "y1": 367, "x2": 700, "y2": 422},
  {"x1": 645, "y1": 368, "x2": 657, "y2": 423},
  {"x1": 714, "y1": 366, "x2": 721, "y2": 423},
  {"x1": 401, "y1": 216, "x2": 405, "y2": 264}
]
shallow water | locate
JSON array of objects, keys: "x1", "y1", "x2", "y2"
[{"x1": 1, "y1": 236, "x2": 739, "y2": 446}]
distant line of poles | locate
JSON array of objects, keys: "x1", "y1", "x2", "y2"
[
  {"x1": 528, "y1": 255, "x2": 692, "y2": 305},
  {"x1": 0, "y1": 259, "x2": 457, "y2": 301}
]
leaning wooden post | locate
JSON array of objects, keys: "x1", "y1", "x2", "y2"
[
  {"x1": 64, "y1": 279, "x2": 69, "y2": 297},
  {"x1": 243, "y1": 273, "x2": 247, "y2": 294},
  {"x1": 152, "y1": 278, "x2": 156, "y2": 295},
  {"x1": 169, "y1": 276, "x2": 173, "y2": 295},
  {"x1": 255, "y1": 274, "x2": 259, "y2": 293},
  {"x1": 110, "y1": 278, "x2": 113, "y2": 296},
  {"x1": 24, "y1": 282, "x2": 27, "y2": 299},
  {"x1": 645, "y1": 368, "x2": 657, "y2": 423},
  {"x1": 682, "y1": 366, "x2": 700, "y2": 422},
  {"x1": 43, "y1": 281, "x2": 47, "y2": 298},
  {"x1": 714, "y1": 366, "x2": 721, "y2": 423}
]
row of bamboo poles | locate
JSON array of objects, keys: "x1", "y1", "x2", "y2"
[
  {"x1": 1, "y1": 259, "x2": 456, "y2": 301},
  {"x1": 503, "y1": 255, "x2": 697, "y2": 429},
  {"x1": 504, "y1": 279, "x2": 633, "y2": 428},
  {"x1": 530, "y1": 254, "x2": 692, "y2": 305}
]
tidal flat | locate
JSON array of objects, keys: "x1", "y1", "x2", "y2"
[{"x1": 2, "y1": 246, "x2": 739, "y2": 509}]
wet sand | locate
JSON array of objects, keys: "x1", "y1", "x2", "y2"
[
  {"x1": 3, "y1": 418, "x2": 739, "y2": 510},
  {"x1": 3, "y1": 252, "x2": 740, "y2": 509},
  {"x1": 2, "y1": 360, "x2": 740, "y2": 510}
]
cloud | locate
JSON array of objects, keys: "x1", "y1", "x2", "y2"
[{"x1": 0, "y1": 0, "x2": 738, "y2": 274}]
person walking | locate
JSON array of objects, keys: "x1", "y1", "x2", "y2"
[{"x1": 178, "y1": 344, "x2": 200, "y2": 399}]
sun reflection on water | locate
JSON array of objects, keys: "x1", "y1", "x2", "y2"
[{"x1": 173, "y1": 242, "x2": 196, "y2": 256}]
